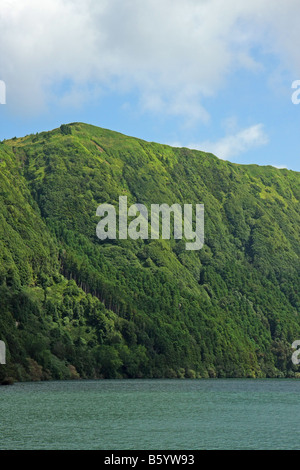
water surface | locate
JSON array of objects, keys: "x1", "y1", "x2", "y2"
[{"x1": 0, "y1": 379, "x2": 299, "y2": 450}]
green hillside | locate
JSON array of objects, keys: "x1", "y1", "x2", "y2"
[{"x1": 0, "y1": 122, "x2": 299, "y2": 382}]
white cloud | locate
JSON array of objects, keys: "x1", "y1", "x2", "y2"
[
  {"x1": 187, "y1": 124, "x2": 269, "y2": 159},
  {"x1": 1, "y1": 0, "x2": 300, "y2": 120}
]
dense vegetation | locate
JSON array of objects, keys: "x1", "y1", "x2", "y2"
[{"x1": 0, "y1": 122, "x2": 299, "y2": 382}]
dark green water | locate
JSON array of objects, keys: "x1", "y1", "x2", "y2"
[{"x1": 0, "y1": 379, "x2": 299, "y2": 450}]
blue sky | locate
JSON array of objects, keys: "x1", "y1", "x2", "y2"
[{"x1": 0, "y1": 0, "x2": 300, "y2": 171}]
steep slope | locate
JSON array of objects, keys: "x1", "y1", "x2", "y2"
[{"x1": 0, "y1": 122, "x2": 299, "y2": 381}]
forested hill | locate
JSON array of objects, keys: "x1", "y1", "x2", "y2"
[{"x1": 0, "y1": 122, "x2": 299, "y2": 382}]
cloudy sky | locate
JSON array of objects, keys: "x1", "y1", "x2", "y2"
[{"x1": 0, "y1": 0, "x2": 300, "y2": 171}]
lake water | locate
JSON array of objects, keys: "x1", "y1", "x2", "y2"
[{"x1": 0, "y1": 379, "x2": 299, "y2": 450}]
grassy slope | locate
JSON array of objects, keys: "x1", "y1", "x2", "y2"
[{"x1": 0, "y1": 122, "x2": 299, "y2": 381}]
